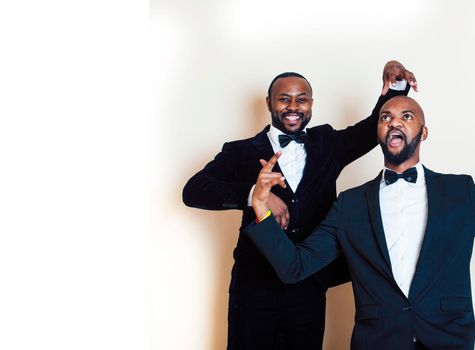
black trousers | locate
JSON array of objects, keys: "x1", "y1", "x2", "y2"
[{"x1": 227, "y1": 278, "x2": 327, "y2": 350}]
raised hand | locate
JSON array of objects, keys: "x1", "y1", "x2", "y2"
[
  {"x1": 381, "y1": 60, "x2": 418, "y2": 95},
  {"x1": 252, "y1": 152, "x2": 286, "y2": 221}
]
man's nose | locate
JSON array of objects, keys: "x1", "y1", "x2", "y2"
[
  {"x1": 388, "y1": 118, "x2": 402, "y2": 128},
  {"x1": 286, "y1": 99, "x2": 298, "y2": 111}
]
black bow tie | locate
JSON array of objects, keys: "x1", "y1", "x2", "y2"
[
  {"x1": 384, "y1": 167, "x2": 418, "y2": 185},
  {"x1": 278, "y1": 131, "x2": 306, "y2": 148}
]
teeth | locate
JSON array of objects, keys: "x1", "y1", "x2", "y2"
[
  {"x1": 285, "y1": 115, "x2": 300, "y2": 121},
  {"x1": 388, "y1": 130, "x2": 404, "y2": 140}
]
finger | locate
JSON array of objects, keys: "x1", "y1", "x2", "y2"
[
  {"x1": 278, "y1": 177, "x2": 287, "y2": 188},
  {"x1": 269, "y1": 176, "x2": 286, "y2": 189},
  {"x1": 259, "y1": 173, "x2": 286, "y2": 189},
  {"x1": 383, "y1": 62, "x2": 403, "y2": 79},
  {"x1": 388, "y1": 70, "x2": 399, "y2": 84},
  {"x1": 403, "y1": 71, "x2": 418, "y2": 92},
  {"x1": 260, "y1": 172, "x2": 284, "y2": 180},
  {"x1": 262, "y1": 151, "x2": 282, "y2": 172},
  {"x1": 262, "y1": 173, "x2": 286, "y2": 188},
  {"x1": 280, "y1": 212, "x2": 289, "y2": 229},
  {"x1": 282, "y1": 206, "x2": 290, "y2": 229},
  {"x1": 382, "y1": 76, "x2": 397, "y2": 94},
  {"x1": 383, "y1": 69, "x2": 400, "y2": 91}
]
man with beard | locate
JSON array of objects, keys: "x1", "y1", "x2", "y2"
[
  {"x1": 246, "y1": 96, "x2": 475, "y2": 350},
  {"x1": 183, "y1": 61, "x2": 417, "y2": 350}
]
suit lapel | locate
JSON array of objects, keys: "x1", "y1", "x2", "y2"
[
  {"x1": 295, "y1": 127, "x2": 325, "y2": 194},
  {"x1": 251, "y1": 126, "x2": 276, "y2": 165},
  {"x1": 365, "y1": 173, "x2": 394, "y2": 275},
  {"x1": 408, "y1": 168, "x2": 446, "y2": 302}
]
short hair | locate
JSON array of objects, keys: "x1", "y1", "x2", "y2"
[{"x1": 267, "y1": 72, "x2": 313, "y2": 98}]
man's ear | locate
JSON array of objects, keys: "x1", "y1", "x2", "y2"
[
  {"x1": 266, "y1": 96, "x2": 271, "y2": 112},
  {"x1": 421, "y1": 126, "x2": 428, "y2": 141}
]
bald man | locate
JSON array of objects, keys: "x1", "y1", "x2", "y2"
[{"x1": 246, "y1": 96, "x2": 475, "y2": 350}]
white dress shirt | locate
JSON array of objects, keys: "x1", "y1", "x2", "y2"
[
  {"x1": 247, "y1": 126, "x2": 307, "y2": 205},
  {"x1": 379, "y1": 162, "x2": 428, "y2": 297},
  {"x1": 266, "y1": 125, "x2": 307, "y2": 192}
]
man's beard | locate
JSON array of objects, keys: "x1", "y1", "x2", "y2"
[
  {"x1": 271, "y1": 111, "x2": 309, "y2": 135},
  {"x1": 379, "y1": 127, "x2": 424, "y2": 166}
]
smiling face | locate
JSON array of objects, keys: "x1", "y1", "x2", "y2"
[
  {"x1": 377, "y1": 96, "x2": 428, "y2": 171},
  {"x1": 266, "y1": 76, "x2": 313, "y2": 135}
]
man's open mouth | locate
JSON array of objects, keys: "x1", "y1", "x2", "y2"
[{"x1": 386, "y1": 129, "x2": 405, "y2": 148}]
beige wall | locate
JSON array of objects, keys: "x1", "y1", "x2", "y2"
[{"x1": 151, "y1": 1, "x2": 475, "y2": 349}]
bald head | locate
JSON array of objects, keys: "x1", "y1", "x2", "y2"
[
  {"x1": 380, "y1": 96, "x2": 425, "y2": 124},
  {"x1": 377, "y1": 95, "x2": 428, "y2": 171}
]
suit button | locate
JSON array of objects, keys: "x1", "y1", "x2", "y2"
[{"x1": 403, "y1": 306, "x2": 412, "y2": 311}]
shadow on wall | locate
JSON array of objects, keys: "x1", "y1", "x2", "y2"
[
  {"x1": 207, "y1": 213, "x2": 241, "y2": 350},
  {"x1": 185, "y1": 209, "x2": 241, "y2": 350},
  {"x1": 324, "y1": 283, "x2": 355, "y2": 349}
]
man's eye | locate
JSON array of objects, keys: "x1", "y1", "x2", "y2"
[
  {"x1": 297, "y1": 98, "x2": 307, "y2": 103},
  {"x1": 280, "y1": 98, "x2": 289, "y2": 102},
  {"x1": 403, "y1": 114, "x2": 413, "y2": 120},
  {"x1": 381, "y1": 115, "x2": 391, "y2": 121}
]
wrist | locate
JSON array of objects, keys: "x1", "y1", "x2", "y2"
[
  {"x1": 253, "y1": 202, "x2": 270, "y2": 221},
  {"x1": 255, "y1": 209, "x2": 272, "y2": 223}
]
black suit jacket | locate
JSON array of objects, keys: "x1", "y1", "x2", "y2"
[
  {"x1": 183, "y1": 88, "x2": 409, "y2": 294},
  {"x1": 246, "y1": 168, "x2": 475, "y2": 349}
]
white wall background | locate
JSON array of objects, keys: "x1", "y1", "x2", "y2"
[
  {"x1": 152, "y1": 1, "x2": 475, "y2": 349},
  {"x1": 2, "y1": 1, "x2": 472, "y2": 350}
]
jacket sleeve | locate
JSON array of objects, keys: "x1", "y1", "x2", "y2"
[
  {"x1": 469, "y1": 176, "x2": 475, "y2": 233},
  {"x1": 313, "y1": 255, "x2": 350, "y2": 288},
  {"x1": 245, "y1": 197, "x2": 343, "y2": 284},
  {"x1": 335, "y1": 84, "x2": 411, "y2": 168},
  {"x1": 182, "y1": 142, "x2": 255, "y2": 210}
]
